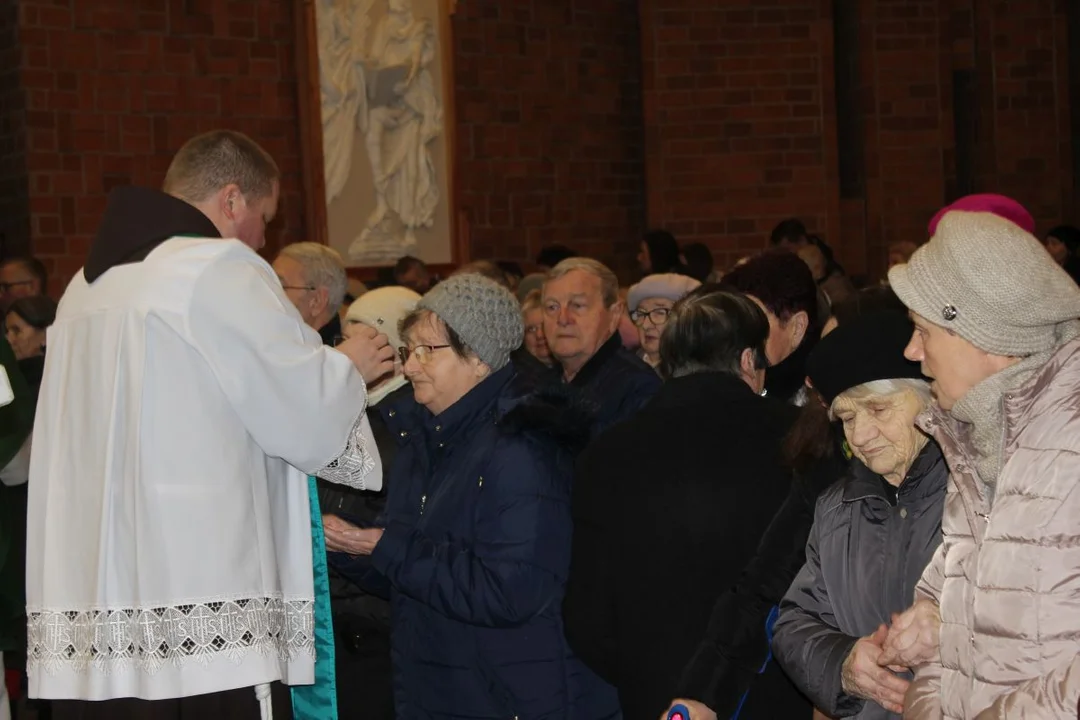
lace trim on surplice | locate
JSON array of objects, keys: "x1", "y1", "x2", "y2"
[
  {"x1": 27, "y1": 597, "x2": 314, "y2": 675},
  {"x1": 316, "y1": 410, "x2": 377, "y2": 490}
]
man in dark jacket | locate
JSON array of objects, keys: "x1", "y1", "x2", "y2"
[
  {"x1": 541, "y1": 257, "x2": 660, "y2": 433},
  {"x1": 563, "y1": 288, "x2": 797, "y2": 719}
]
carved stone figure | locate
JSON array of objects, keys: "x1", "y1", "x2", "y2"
[{"x1": 317, "y1": 0, "x2": 442, "y2": 265}]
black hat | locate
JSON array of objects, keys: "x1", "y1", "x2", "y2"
[{"x1": 806, "y1": 312, "x2": 925, "y2": 405}]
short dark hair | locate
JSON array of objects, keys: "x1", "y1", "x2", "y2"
[
  {"x1": 681, "y1": 242, "x2": 714, "y2": 282},
  {"x1": 535, "y1": 244, "x2": 576, "y2": 269},
  {"x1": 162, "y1": 129, "x2": 279, "y2": 202},
  {"x1": 720, "y1": 248, "x2": 818, "y2": 328},
  {"x1": 399, "y1": 308, "x2": 471, "y2": 361},
  {"x1": 7, "y1": 294, "x2": 57, "y2": 330},
  {"x1": 393, "y1": 255, "x2": 426, "y2": 279},
  {"x1": 3, "y1": 256, "x2": 47, "y2": 292},
  {"x1": 830, "y1": 286, "x2": 907, "y2": 327},
  {"x1": 496, "y1": 261, "x2": 523, "y2": 280},
  {"x1": 769, "y1": 218, "x2": 808, "y2": 246},
  {"x1": 659, "y1": 286, "x2": 769, "y2": 379},
  {"x1": 643, "y1": 229, "x2": 682, "y2": 274}
]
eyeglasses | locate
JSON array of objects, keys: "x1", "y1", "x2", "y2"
[
  {"x1": 398, "y1": 344, "x2": 451, "y2": 365},
  {"x1": 0, "y1": 281, "x2": 34, "y2": 294},
  {"x1": 630, "y1": 307, "x2": 671, "y2": 326},
  {"x1": 277, "y1": 275, "x2": 315, "y2": 293}
]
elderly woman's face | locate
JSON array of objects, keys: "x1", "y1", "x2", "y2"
[
  {"x1": 522, "y1": 307, "x2": 551, "y2": 365},
  {"x1": 401, "y1": 312, "x2": 487, "y2": 416},
  {"x1": 832, "y1": 389, "x2": 926, "y2": 485},
  {"x1": 632, "y1": 297, "x2": 674, "y2": 358}
]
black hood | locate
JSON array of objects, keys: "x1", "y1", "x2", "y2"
[{"x1": 85, "y1": 186, "x2": 221, "y2": 282}]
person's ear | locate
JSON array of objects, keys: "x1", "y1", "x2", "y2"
[
  {"x1": 311, "y1": 287, "x2": 330, "y2": 317},
  {"x1": 607, "y1": 299, "x2": 624, "y2": 334},
  {"x1": 789, "y1": 310, "x2": 809, "y2": 348},
  {"x1": 739, "y1": 347, "x2": 757, "y2": 380},
  {"x1": 219, "y1": 183, "x2": 243, "y2": 222}
]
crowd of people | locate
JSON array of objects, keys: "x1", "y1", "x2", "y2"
[{"x1": 2, "y1": 129, "x2": 1080, "y2": 720}]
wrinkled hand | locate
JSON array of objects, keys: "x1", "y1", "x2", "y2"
[
  {"x1": 336, "y1": 324, "x2": 394, "y2": 385},
  {"x1": 841, "y1": 625, "x2": 910, "y2": 714},
  {"x1": 322, "y1": 514, "x2": 383, "y2": 555},
  {"x1": 878, "y1": 598, "x2": 941, "y2": 668},
  {"x1": 660, "y1": 700, "x2": 716, "y2": 720}
]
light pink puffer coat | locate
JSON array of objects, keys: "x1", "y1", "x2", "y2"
[{"x1": 905, "y1": 338, "x2": 1080, "y2": 720}]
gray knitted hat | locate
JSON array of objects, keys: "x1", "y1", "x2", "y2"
[
  {"x1": 888, "y1": 210, "x2": 1080, "y2": 356},
  {"x1": 418, "y1": 273, "x2": 524, "y2": 371}
]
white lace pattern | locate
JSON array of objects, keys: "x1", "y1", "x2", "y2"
[
  {"x1": 317, "y1": 411, "x2": 377, "y2": 489},
  {"x1": 27, "y1": 597, "x2": 314, "y2": 675}
]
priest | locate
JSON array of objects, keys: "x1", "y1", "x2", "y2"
[{"x1": 25, "y1": 130, "x2": 395, "y2": 720}]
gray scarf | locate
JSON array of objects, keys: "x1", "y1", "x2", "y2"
[{"x1": 950, "y1": 321, "x2": 1080, "y2": 502}]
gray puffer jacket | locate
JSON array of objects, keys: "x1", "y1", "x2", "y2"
[{"x1": 771, "y1": 442, "x2": 948, "y2": 719}]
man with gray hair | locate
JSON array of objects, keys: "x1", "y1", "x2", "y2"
[
  {"x1": 541, "y1": 257, "x2": 659, "y2": 433},
  {"x1": 274, "y1": 241, "x2": 349, "y2": 345},
  {"x1": 28, "y1": 129, "x2": 395, "y2": 720}
]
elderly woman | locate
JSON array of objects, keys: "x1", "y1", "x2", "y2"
[
  {"x1": 770, "y1": 311, "x2": 948, "y2": 720},
  {"x1": 325, "y1": 273, "x2": 619, "y2": 719},
  {"x1": 521, "y1": 288, "x2": 552, "y2": 367},
  {"x1": 627, "y1": 273, "x2": 700, "y2": 369},
  {"x1": 321, "y1": 285, "x2": 420, "y2": 719}
]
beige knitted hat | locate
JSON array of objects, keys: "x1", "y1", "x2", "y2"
[{"x1": 888, "y1": 210, "x2": 1080, "y2": 356}]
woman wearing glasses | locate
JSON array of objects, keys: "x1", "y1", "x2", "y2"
[
  {"x1": 325, "y1": 273, "x2": 621, "y2": 719},
  {"x1": 627, "y1": 274, "x2": 701, "y2": 371}
]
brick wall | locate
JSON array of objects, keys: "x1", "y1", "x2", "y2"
[
  {"x1": 640, "y1": 0, "x2": 840, "y2": 272},
  {"x1": 980, "y1": 0, "x2": 1071, "y2": 225},
  {"x1": 7, "y1": 1, "x2": 1075, "y2": 289},
  {"x1": 0, "y1": 0, "x2": 29, "y2": 261},
  {"x1": 640, "y1": 0, "x2": 1074, "y2": 281},
  {"x1": 452, "y1": 1, "x2": 646, "y2": 279},
  {"x1": 14, "y1": 0, "x2": 307, "y2": 295}
]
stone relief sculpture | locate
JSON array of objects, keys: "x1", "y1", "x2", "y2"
[{"x1": 317, "y1": 0, "x2": 443, "y2": 264}]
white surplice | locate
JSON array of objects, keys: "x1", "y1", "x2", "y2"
[{"x1": 25, "y1": 237, "x2": 382, "y2": 701}]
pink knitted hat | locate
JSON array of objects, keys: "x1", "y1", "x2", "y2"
[{"x1": 927, "y1": 193, "x2": 1035, "y2": 236}]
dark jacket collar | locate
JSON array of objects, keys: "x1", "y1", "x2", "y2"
[
  {"x1": 765, "y1": 332, "x2": 817, "y2": 403},
  {"x1": 647, "y1": 371, "x2": 759, "y2": 411},
  {"x1": 413, "y1": 365, "x2": 515, "y2": 448},
  {"x1": 85, "y1": 186, "x2": 221, "y2": 282},
  {"x1": 842, "y1": 440, "x2": 946, "y2": 504},
  {"x1": 562, "y1": 332, "x2": 622, "y2": 387}
]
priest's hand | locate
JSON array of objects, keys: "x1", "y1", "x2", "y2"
[
  {"x1": 323, "y1": 513, "x2": 383, "y2": 555},
  {"x1": 337, "y1": 325, "x2": 394, "y2": 385}
]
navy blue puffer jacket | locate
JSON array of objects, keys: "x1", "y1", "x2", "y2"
[{"x1": 363, "y1": 366, "x2": 621, "y2": 719}]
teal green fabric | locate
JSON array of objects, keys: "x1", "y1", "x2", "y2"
[{"x1": 290, "y1": 476, "x2": 338, "y2": 720}]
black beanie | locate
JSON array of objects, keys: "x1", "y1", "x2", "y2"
[{"x1": 806, "y1": 311, "x2": 925, "y2": 405}]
